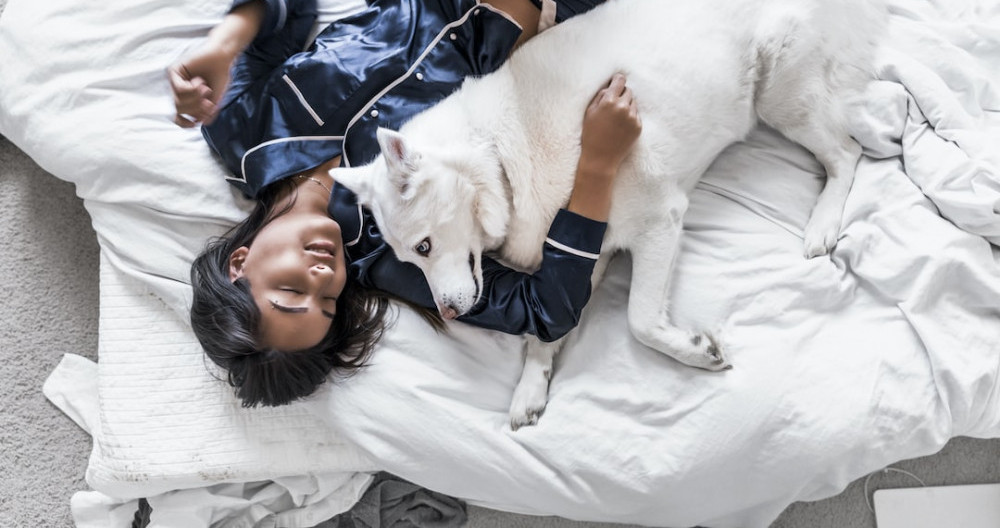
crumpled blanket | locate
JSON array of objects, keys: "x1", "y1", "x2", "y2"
[
  {"x1": 317, "y1": 473, "x2": 467, "y2": 528},
  {"x1": 123, "y1": 473, "x2": 466, "y2": 528}
]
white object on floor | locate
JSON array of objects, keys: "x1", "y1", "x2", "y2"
[{"x1": 874, "y1": 483, "x2": 1000, "y2": 528}]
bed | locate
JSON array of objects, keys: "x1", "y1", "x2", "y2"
[{"x1": 2, "y1": 0, "x2": 999, "y2": 526}]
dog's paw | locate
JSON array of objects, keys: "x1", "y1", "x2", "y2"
[
  {"x1": 803, "y1": 209, "x2": 842, "y2": 258},
  {"x1": 803, "y1": 229, "x2": 837, "y2": 258},
  {"x1": 684, "y1": 332, "x2": 732, "y2": 372},
  {"x1": 508, "y1": 376, "x2": 550, "y2": 431}
]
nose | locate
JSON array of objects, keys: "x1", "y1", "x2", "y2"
[
  {"x1": 309, "y1": 263, "x2": 335, "y2": 285},
  {"x1": 438, "y1": 303, "x2": 459, "y2": 320},
  {"x1": 310, "y1": 263, "x2": 334, "y2": 275}
]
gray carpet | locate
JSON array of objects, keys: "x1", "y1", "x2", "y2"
[
  {"x1": 2, "y1": 4, "x2": 999, "y2": 527},
  {"x1": 1, "y1": 136, "x2": 100, "y2": 527}
]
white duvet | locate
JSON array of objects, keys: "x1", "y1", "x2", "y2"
[{"x1": 2, "y1": 0, "x2": 999, "y2": 527}]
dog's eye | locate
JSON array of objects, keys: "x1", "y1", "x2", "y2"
[{"x1": 414, "y1": 237, "x2": 432, "y2": 257}]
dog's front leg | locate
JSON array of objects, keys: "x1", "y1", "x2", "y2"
[
  {"x1": 509, "y1": 336, "x2": 563, "y2": 430},
  {"x1": 507, "y1": 253, "x2": 614, "y2": 430}
]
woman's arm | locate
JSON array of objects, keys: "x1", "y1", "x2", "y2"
[
  {"x1": 482, "y1": 0, "x2": 608, "y2": 47},
  {"x1": 168, "y1": 0, "x2": 265, "y2": 127},
  {"x1": 481, "y1": 0, "x2": 541, "y2": 48},
  {"x1": 566, "y1": 72, "x2": 641, "y2": 221}
]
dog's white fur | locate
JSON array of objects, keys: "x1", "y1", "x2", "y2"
[{"x1": 333, "y1": 0, "x2": 885, "y2": 428}]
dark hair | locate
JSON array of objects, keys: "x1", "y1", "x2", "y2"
[{"x1": 190, "y1": 182, "x2": 390, "y2": 407}]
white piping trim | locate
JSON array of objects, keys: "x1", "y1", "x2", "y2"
[
  {"x1": 345, "y1": 203, "x2": 365, "y2": 247},
  {"x1": 238, "y1": 135, "x2": 345, "y2": 182},
  {"x1": 274, "y1": 0, "x2": 288, "y2": 33},
  {"x1": 477, "y1": 1, "x2": 521, "y2": 29},
  {"x1": 537, "y1": 0, "x2": 557, "y2": 32},
  {"x1": 545, "y1": 237, "x2": 601, "y2": 260},
  {"x1": 342, "y1": 3, "x2": 504, "y2": 167},
  {"x1": 282, "y1": 75, "x2": 326, "y2": 127}
]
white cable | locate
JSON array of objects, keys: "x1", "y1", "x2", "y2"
[{"x1": 863, "y1": 466, "x2": 927, "y2": 513}]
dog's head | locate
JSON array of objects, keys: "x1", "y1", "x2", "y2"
[{"x1": 332, "y1": 128, "x2": 510, "y2": 319}]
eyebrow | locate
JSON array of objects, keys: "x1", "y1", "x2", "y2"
[{"x1": 269, "y1": 301, "x2": 335, "y2": 320}]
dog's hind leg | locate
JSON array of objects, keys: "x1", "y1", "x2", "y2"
[
  {"x1": 800, "y1": 131, "x2": 862, "y2": 259},
  {"x1": 760, "y1": 89, "x2": 863, "y2": 257},
  {"x1": 626, "y1": 211, "x2": 730, "y2": 371},
  {"x1": 753, "y1": 18, "x2": 872, "y2": 257}
]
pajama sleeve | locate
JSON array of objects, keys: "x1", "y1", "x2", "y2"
[
  {"x1": 230, "y1": 0, "x2": 317, "y2": 40},
  {"x1": 457, "y1": 209, "x2": 606, "y2": 342},
  {"x1": 527, "y1": 0, "x2": 605, "y2": 24}
]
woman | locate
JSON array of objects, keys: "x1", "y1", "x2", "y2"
[{"x1": 172, "y1": 0, "x2": 641, "y2": 407}]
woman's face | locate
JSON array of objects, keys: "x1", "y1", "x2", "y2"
[{"x1": 228, "y1": 210, "x2": 348, "y2": 351}]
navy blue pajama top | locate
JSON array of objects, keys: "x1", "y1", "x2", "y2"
[{"x1": 204, "y1": 0, "x2": 605, "y2": 342}]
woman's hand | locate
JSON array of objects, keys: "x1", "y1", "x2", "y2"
[
  {"x1": 169, "y1": 45, "x2": 236, "y2": 127},
  {"x1": 579, "y1": 72, "x2": 642, "y2": 176},
  {"x1": 566, "y1": 73, "x2": 642, "y2": 221},
  {"x1": 168, "y1": 1, "x2": 265, "y2": 128}
]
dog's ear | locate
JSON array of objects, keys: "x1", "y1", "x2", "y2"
[
  {"x1": 330, "y1": 166, "x2": 373, "y2": 205},
  {"x1": 376, "y1": 128, "x2": 422, "y2": 200}
]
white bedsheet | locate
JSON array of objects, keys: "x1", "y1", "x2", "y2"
[{"x1": 2, "y1": 0, "x2": 999, "y2": 526}]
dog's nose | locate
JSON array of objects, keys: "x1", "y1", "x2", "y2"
[{"x1": 440, "y1": 303, "x2": 459, "y2": 320}]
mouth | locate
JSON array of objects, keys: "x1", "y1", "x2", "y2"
[
  {"x1": 435, "y1": 255, "x2": 483, "y2": 320},
  {"x1": 305, "y1": 240, "x2": 339, "y2": 262}
]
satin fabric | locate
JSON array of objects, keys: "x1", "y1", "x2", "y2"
[
  {"x1": 203, "y1": 0, "x2": 608, "y2": 341},
  {"x1": 206, "y1": 0, "x2": 520, "y2": 195}
]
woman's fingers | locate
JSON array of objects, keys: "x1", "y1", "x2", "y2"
[
  {"x1": 619, "y1": 86, "x2": 634, "y2": 107},
  {"x1": 169, "y1": 65, "x2": 202, "y2": 102},
  {"x1": 174, "y1": 113, "x2": 197, "y2": 128},
  {"x1": 169, "y1": 63, "x2": 218, "y2": 125},
  {"x1": 606, "y1": 72, "x2": 627, "y2": 97},
  {"x1": 174, "y1": 97, "x2": 215, "y2": 126},
  {"x1": 590, "y1": 72, "x2": 630, "y2": 110}
]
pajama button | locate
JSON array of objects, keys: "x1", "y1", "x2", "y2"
[
  {"x1": 415, "y1": 72, "x2": 424, "y2": 81},
  {"x1": 370, "y1": 109, "x2": 379, "y2": 118},
  {"x1": 449, "y1": 33, "x2": 457, "y2": 41}
]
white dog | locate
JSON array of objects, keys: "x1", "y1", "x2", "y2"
[{"x1": 333, "y1": 0, "x2": 885, "y2": 428}]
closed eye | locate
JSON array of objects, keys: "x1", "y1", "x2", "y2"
[
  {"x1": 269, "y1": 301, "x2": 307, "y2": 314},
  {"x1": 270, "y1": 300, "x2": 336, "y2": 320}
]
